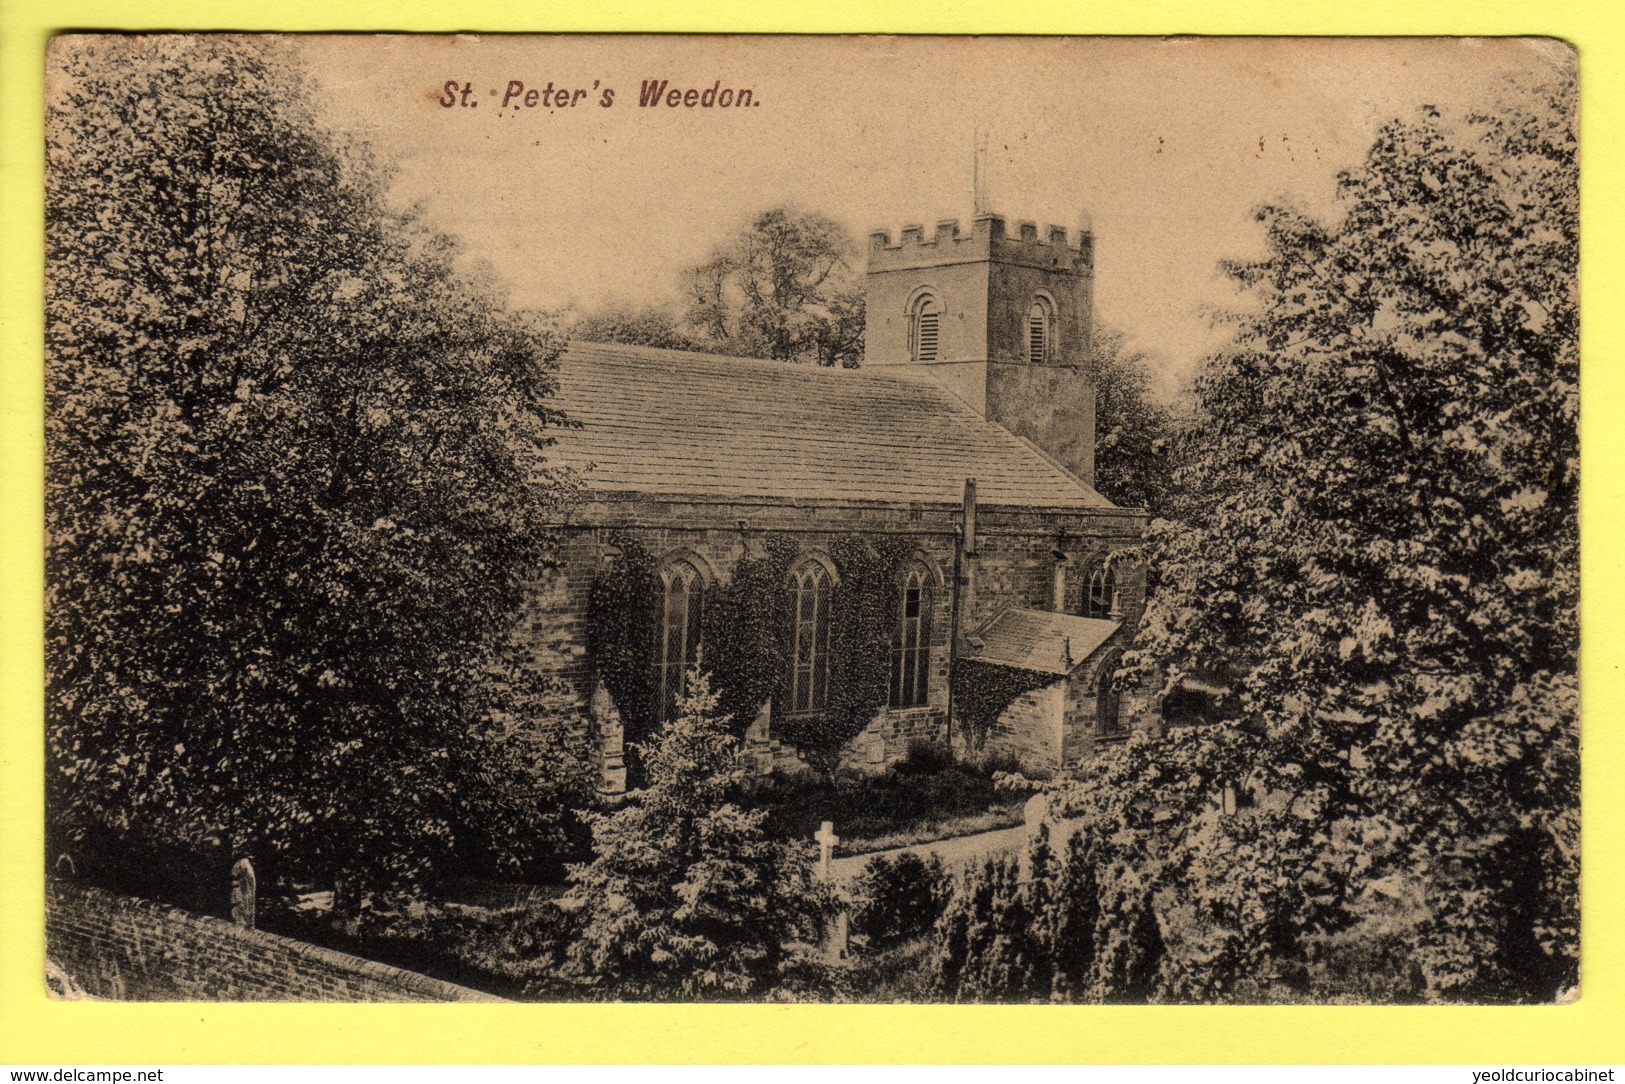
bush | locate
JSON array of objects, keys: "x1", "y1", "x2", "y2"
[
  {"x1": 744, "y1": 752, "x2": 1028, "y2": 851},
  {"x1": 891, "y1": 740, "x2": 955, "y2": 776},
  {"x1": 850, "y1": 852, "x2": 949, "y2": 949},
  {"x1": 930, "y1": 827, "x2": 1114, "y2": 1003}
]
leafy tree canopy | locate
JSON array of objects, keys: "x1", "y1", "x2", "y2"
[
  {"x1": 563, "y1": 208, "x2": 864, "y2": 366},
  {"x1": 682, "y1": 206, "x2": 866, "y2": 366},
  {"x1": 1091, "y1": 326, "x2": 1183, "y2": 517},
  {"x1": 566, "y1": 301, "x2": 702, "y2": 352},
  {"x1": 46, "y1": 36, "x2": 586, "y2": 904},
  {"x1": 1091, "y1": 77, "x2": 1577, "y2": 1002}
]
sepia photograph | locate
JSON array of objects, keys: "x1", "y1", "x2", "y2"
[{"x1": 41, "y1": 33, "x2": 1578, "y2": 1006}]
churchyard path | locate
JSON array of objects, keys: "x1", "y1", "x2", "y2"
[{"x1": 827, "y1": 811, "x2": 1084, "y2": 886}]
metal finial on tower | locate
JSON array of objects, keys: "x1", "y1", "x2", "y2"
[{"x1": 973, "y1": 129, "x2": 992, "y2": 216}]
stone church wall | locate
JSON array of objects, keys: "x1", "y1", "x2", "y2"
[
  {"x1": 521, "y1": 496, "x2": 1145, "y2": 777},
  {"x1": 980, "y1": 680, "x2": 1067, "y2": 776}
]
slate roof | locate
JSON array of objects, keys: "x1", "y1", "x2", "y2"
[
  {"x1": 962, "y1": 607, "x2": 1120, "y2": 676},
  {"x1": 546, "y1": 341, "x2": 1113, "y2": 510}
]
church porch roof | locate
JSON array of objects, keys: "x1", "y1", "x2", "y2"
[{"x1": 962, "y1": 607, "x2": 1120, "y2": 676}]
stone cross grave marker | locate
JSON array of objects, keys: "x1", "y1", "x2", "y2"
[
  {"x1": 813, "y1": 821, "x2": 847, "y2": 961},
  {"x1": 815, "y1": 820, "x2": 839, "y2": 882}
]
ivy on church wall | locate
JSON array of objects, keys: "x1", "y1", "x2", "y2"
[
  {"x1": 775, "y1": 535, "x2": 915, "y2": 768},
  {"x1": 951, "y1": 659, "x2": 1055, "y2": 752},
  {"x1": 701, "y1": 535, "x2": 798, "y2": 734},
  {"x1": 586, "y1": 532, "x2": 920, "y2": 769},
  {"x1": 585, "y1": 535, "x2": 661, "y2": 745}
]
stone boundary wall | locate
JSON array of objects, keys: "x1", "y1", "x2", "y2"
[{"x1": 45, "y1": 878, "x2": 504, "y2": 1002}]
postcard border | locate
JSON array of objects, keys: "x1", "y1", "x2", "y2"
[{"x1": 2, "y1": 0, "x2": 1621, "y2": 1065}]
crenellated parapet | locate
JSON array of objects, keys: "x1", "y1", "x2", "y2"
[{"x1": 868, "y1": 213, "x2": 1092, "y2": 272}]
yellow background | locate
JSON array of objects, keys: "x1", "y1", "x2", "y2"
[{"x1": 3, "y1": 0, "x2": 1622, "y2": 1064}]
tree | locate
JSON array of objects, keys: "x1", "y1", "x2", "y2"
[
  {"x1": 45, "y1": 36, "x2": 586, "y2": 906},
  {"x1": 1112, "y1": 76, "x2": 1578, "y2": 1001},
  {"x1": 931, "y1": 828, "x2": 1117, "y2": 1003},
  {"x1": 563, "y1": 671, "x2": 831, "y2": 999},
  {"x1": 683, "y1": 207, "x2": 866, "y2": 366},
  {"x1": 567, "y1": 301, "x2": 702, "y2": 352},
  {"x1": 1090, "y1": 327, "x2": 1182, "y2": 517}
]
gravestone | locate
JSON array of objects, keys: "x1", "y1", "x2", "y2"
[
  {"x1": 1021, "y1": 793, "x2": 1051, "y2": 878},
  {"x1": 813, "y1": 821, "x2": 848, "y2": 962},
  {"x1": 229, "y1": 857, "x2": 256, "y2": 929},
  {"x1": 1023, "y1": 792, "x2": 1050, "y2": 840},
  {"x1": 815, "y1": 821, "x2": 839, "y2": 882}
]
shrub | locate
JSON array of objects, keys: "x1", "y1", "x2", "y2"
[
  {"x1": 930, "y1": 826, "x2": 1117, "y2": 1003},
  {"x1": 265, "y1": 894, "x2": 585, "y2": 1000},
  {"x1": 891, "y1": 740, "x2": 954, "y2": 776},
  {"x1": 849, "y1": 851, "x2": 949, "y2": 949},
  {"x1": 744, "y1": 756, "x2": 1027, "y2": 851}
]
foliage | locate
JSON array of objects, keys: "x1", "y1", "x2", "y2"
[
  {"x1": 52, "y1": 825, "x2": 238, "y2": 918},
  {"x1": 1091, "y1": 326, "x2": 1182, "y2": 517},
  {"x1": 439, "y1": 718, "x2": 598, "y2": 885},
  {"x1": 44, "y1": 37, "x2": 585, "y2": 906},
  {"x1": 1121, "y1": 78, "x2": 1579, "y2": 1002},
  {"x1": 743, "y1": 746, "x2": 1026, "y2": 852},
  {"x1": 702, "y1": 535, "x2": 799, "y2": 730},
  {"x1": 586, "y1": 535, "x2": 662, "y2": 744},
  {"x1": 563, "y1": 672, "x2": 834, "y2": 1000},
  {"x1": 951, "y1": 660, "x2": 1054, "y2": 754},
  {"x1": 931, "y1": 820, "x2": 1155, "y2": 1004},
  {"x1": 589, "y1": 533, "x2": 918, "y2": 767},
  {"x1": 683, "y1": 206, "x2": 866, "y2": 366},
  {"x1": 932, "y1": 853, "x2": 1040, "y2": 1002},
  {"x1": 267, "y1": 893, "x2": 589, "y2": 1001},
  {"x1": 568, "y1": 301, "x2": 702, "y2": 352},
  {"x1": 838, "y1": 938, "x2": 941, "y2": 1003},
  {"x1": 850, "y1": 851, "x2": 950, "y2": 950},
  {"x1": 776, "y1": 536, "x2": 914, "y2": 765}
]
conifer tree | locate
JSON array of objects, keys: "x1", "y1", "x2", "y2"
[{"x1": 564, "y1": 671, "x2": 831, "y2": 999}]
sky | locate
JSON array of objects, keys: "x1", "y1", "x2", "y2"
[{"x1": 302, "y1": 35, "x2": 1568, "y2": 397}]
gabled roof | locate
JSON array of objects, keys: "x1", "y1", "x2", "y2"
[
  {"x1": 962, "y1": 607, "x2": 1120, "y2": 676},
  {"x1": 546, "y1": 341, "x2": 1113, "y2": 510}
]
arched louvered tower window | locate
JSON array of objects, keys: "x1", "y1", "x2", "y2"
[
  {"x1": 1084, "y1": 563, "x2": 1117, "y2": 619},
  {"x1": 889, "y1": 563, "x2": 933, "y2": 708},
  {"x1": 789, "y1": 560, "x2": 834, "y2": 713},
  {"x1": 909, "y1": 294, "x2": 940, "y2": 363},
  {"x1": 657, "y1": 560, "x2": 705, "y2": 720},
  {"x1": 1027, "y1": 296, "x2": 1056, "y2": 364}
]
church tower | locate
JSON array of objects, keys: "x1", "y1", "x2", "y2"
[{"x1": 862, "y1": 210, "x2": 1098, "y2": 486}]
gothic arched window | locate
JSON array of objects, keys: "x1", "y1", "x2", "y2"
[
  {"x1": 657, "y1": 560, "x2": 705, "y2": 720},
  {"x1": 789, "y1": 560, "x2": 834, "y2": 713},
  {"x1": 1097, "y1": 651, "x2": 1126, "y2": 741},
  {"x1": 909, "y1": 294, "x2": 940, "y2": 363},
  {"x1": 1027, "y1": 296, "x2": 1055, "y2": 364},
  {"x1": 889, "y1": 564, "x2": 933, "y2": 708},
  {"x1": 1084, "y1": 563, "x2": 1117, "y2": 619}
]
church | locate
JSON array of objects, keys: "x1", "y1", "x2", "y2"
[{"x1": 527, "y1": 207, "x2": 1152, "y2": 794}]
